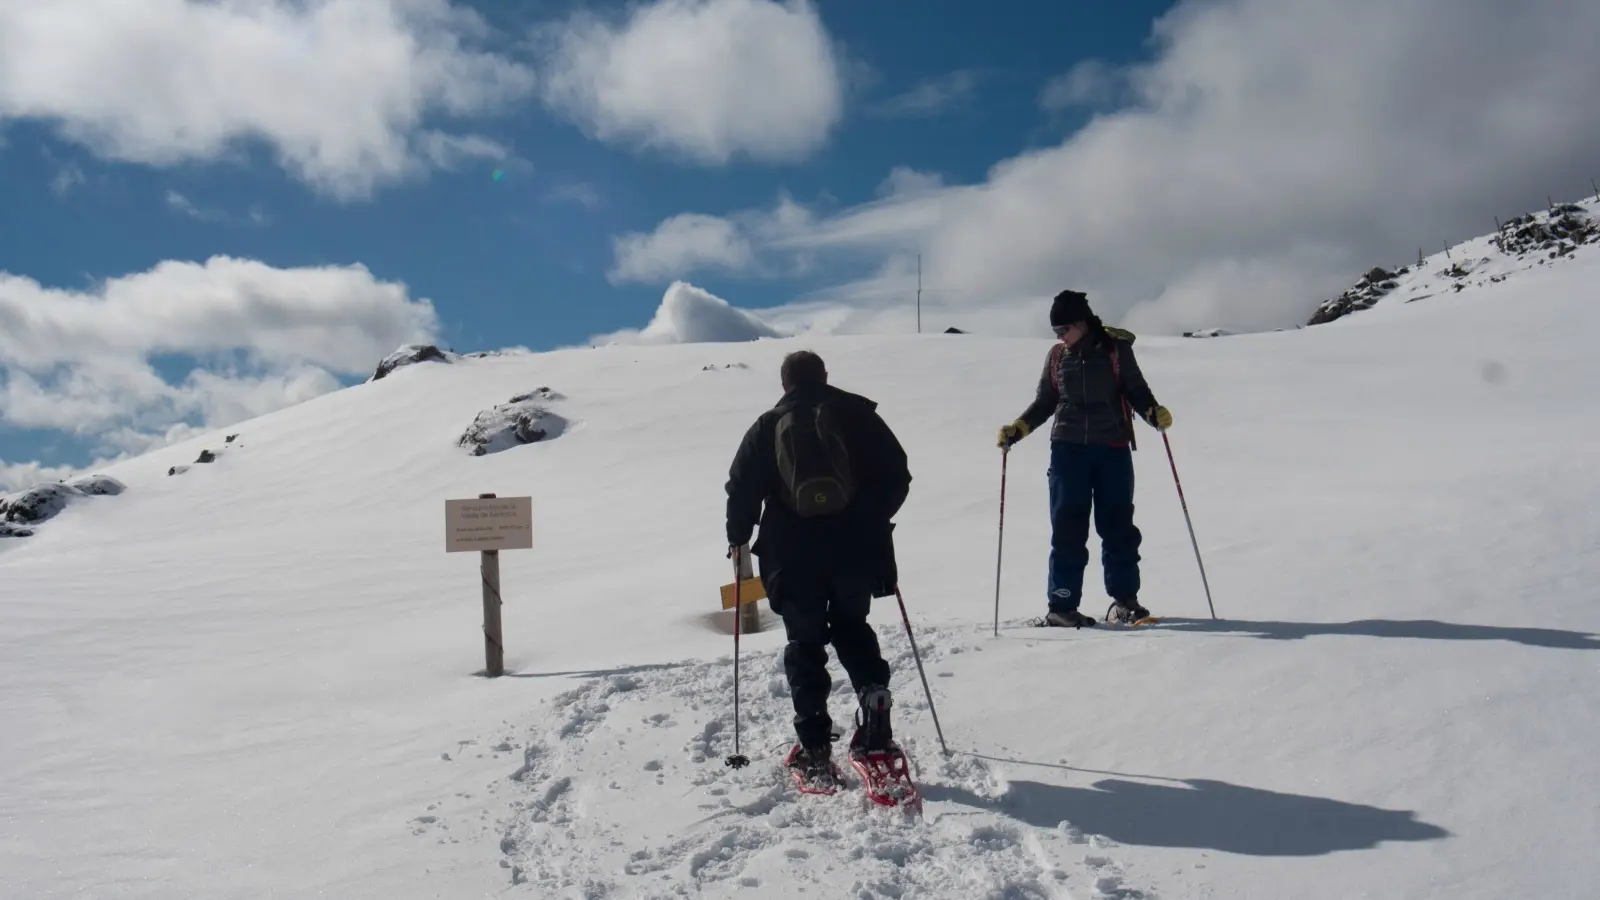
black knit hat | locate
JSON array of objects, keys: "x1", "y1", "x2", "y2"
[{"x1": 1049, "y1": 289, "x2": 1092, "y2": 327}]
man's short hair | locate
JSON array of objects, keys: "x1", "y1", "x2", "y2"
[{"x1": 780, "y1": 350, "x2": 827, "y2": 389}]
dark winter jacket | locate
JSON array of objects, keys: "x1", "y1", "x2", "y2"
[
  {"x1": 725, "y1": 383, "x2": 911, "y2": 597},
  {"x1": 1018, "y1": 331, "x2": 1160, "y2": 446}
]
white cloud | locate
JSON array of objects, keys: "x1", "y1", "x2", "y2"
[
  {"x1": 608, "y1": 195, "x2": 818, "y2": 284},
  {"x1": 876, "y1": 167, "x2": 945, "y2": 199},
  {"x1": 610, "y1": 213, "x2": 756, "y2": 284},
  {"x1": 1039, "y1": 60, "x2": 1122, "y2": 111},
  {"x1": 618, "y1": 0, "x2": 1600, "y2": 336},
  {"x1": 591, "y1": 281, "x2": 785, "y2": 345},
  {"x1": 0, "y1": 0, "x2": 535, "y2": 200},
  {"x1": 0, "y1": 256, "x2": 438, "y2": 475},
  {"x1": 537, "y1": 0, "x2": 844, "y2": 165},
  {"x1": 873, "y1": 70, "x2": 980, "y2": 119},
  {"x1": 0, "y1": 459, "x2": 90, "y2": 494}
]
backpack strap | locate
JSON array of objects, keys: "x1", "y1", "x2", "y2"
[
  {"x1": 1108, "y1": 341, "x2": 1137, "y2": 452},
  {"x1": 1052, "y1": 337, "x2": 1139, "y2": 451}
]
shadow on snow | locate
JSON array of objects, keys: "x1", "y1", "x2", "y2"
[
  {"x1": 925, "y1": 773, "x2": 1450, "y2": 857},
  {"x1": 1153, "y1": 617, "x2": 1599, "y2": 650}
]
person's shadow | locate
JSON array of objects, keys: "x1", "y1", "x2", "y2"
[
  {"x1": 1153, "y1": 617, "x2": 1598, "y2": 650},
  {"x1": 925, "y1": 775, "x2": 1450, "y2": 856}
]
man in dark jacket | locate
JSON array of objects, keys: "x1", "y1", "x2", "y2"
[
  {"x1": 725, "y1": 350, "x2": 911, "y2": 782},
  {"x1": 997, "y1": 289, "x2": 1172, "y2": 628}
]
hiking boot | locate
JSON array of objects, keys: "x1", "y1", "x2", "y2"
[
  {"x1": 1106, "y1": 599, "x2": 1151, "y2": 624},
  {"x1": 1045, "y1": 608, "x2": 1097, "y2": 628},
  {"x1": 785, "y1": 743, "x2": 837, "y2": 789},
  {"x1": 852, "y1": 685, "x2": 894, "y2": 753}
]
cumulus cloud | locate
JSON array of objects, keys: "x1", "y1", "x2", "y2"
[
  {"x1": 609, "y1": 195, "x2": 817, "y2": 284},
  {"x1": 610, "y1": 214, "x2": 756, "y2": 284},
  {"x1": 592, "y1": 281, "x2": 785, "y2": 345},
  {"x1": 615, "y1": 0, "x2": 1600, "y2": 336},
  {"x1": 876, "y1": 167, "x2": 945, "y2": 199},
  {"x1": 0, "y1": 256, "x2": 438, "y2": 481},
  {"x1": 0, "y1": 0, "x2": 535, "y2": 200},
  {"x1": 537, "y1": 0, "x2": 845, "y2": 165}
]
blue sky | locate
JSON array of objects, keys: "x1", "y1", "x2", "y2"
[{"x1": 3, "y1": 0, "x2": 1600, "y2": 488}]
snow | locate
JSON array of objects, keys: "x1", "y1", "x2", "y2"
[
  {"x1": 596, "y1": 281, "x2": 787, "y2": 345},
  {"x1": 3, "y1": 247, "x2": 1599, "y2": 899},
  {"x1": 1310, "y1": 195, "x2": 1599, "y2": 325}
]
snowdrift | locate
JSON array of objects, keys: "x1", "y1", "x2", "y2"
[{"x1": 2, "y1": 253, "x2": 1598, "y2": 899}]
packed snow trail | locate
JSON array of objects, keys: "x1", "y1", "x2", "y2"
[{"x1": 451, "y1": 621, "x2": 1158, "y2": 899}]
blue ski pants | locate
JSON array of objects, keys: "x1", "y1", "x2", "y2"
[{"x1": 1047, "y1": 441, "x2": 1142, "y2": 611}]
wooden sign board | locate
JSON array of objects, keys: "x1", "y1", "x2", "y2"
[
  {"x1": 720, "y1": 576, "x2": 766, "y2": 610},
  {"x1": 445, "y1": 496, "x2": 533, "y2": 553}
]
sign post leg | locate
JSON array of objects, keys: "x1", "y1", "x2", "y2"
[
  {"x1": 481, "y1": 548, "x2": 504, "y2": 676},
  {"x1": 736, "y1": 543, "x2": 761, "y2": 634}
]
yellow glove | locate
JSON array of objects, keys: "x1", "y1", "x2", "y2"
[
  {"x1": 1147, "y1": 405, "x2": 1172, "y2": 431},
  {"x1": 997, "y1": 419, "x2": 1031, "y2": 448}
]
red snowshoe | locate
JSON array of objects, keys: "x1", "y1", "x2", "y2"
[
  {"x1": 784, "y1": 744, "x2": 843, "y2": 795},
  {"x1": 847, "y1": 687, "x2": 922, "y2": 810}
]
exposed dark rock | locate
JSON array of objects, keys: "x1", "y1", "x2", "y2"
[
  {"x1": 1312, "y1": 198, "x2": 1595, "y2": 325},
  {"x1": 196, "y1": 450, "x2": 217, "y2": 464},
  {"x1": 370, "y1": 344, "x2": 454, "y2": 382},
  {"x1": 944, "y1": 327, "x2": 966, "y2": 334},
  {"x1": 1308, "y1": 271, "x2": 1403, "y2": 325},
  {"x1": 0, "y1": 474, "x2": 127, "y2": 531},
  {"x1": 459, "y1": 390, "x2": 570, "y2": 456}
]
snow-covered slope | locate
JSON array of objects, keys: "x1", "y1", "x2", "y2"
[
  {"x1": 1309, "y1": 194, "x2": 1599, "y2": 325},
  {"x1": 3, "y1": 254, "x2": 1599, "y2": 899}
]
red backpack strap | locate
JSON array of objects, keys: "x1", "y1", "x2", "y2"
[
  {"x1": 1108, "y1": 341, "x2": 1137, "y2": 451},
  {"x1": 1048, "y1": 341, "x2": 1066, "y2": 396}
]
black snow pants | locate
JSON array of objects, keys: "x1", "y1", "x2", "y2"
[{"x1": 764, "y1": 567, "x2": 892, "y2": 750}]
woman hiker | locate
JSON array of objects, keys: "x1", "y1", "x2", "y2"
[{"x1": 996, "y1": 289, "x2": 1173, "y2": 627}]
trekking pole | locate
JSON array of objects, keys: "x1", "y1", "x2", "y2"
[
  {"x1": 1162, "y1": 431, "x2": 1216, "y2": 619},
  {"x1": 894, "y1": 585, "x2": 948, "y2": 756},
  {"x1": 724, "y1": 548, "x2": 751, "y2": 769},
  {"x1": 993, "y1": 446, "x2": 1009, "y2": 637}
]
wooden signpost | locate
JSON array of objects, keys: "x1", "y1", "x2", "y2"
[
  {"x1": 446, "y1": 492, "x2": 533, "y2": 677},
  {"x1": 720, "y1": 542, "x2": 765, "y2": 634}
]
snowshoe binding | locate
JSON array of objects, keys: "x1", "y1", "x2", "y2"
[
  {"x1": 846, "y1": 686, "x2": 922, "y2": 811},
  {"x1": 1105, "y1": 600, "x2": 1160, "y2": 627},
  {"x1": 1041, "y1": 608, "x2": 1098, "y2": 628},
  {"x1": 785, "y1": 741, "x2": 843, "y2": 795}
]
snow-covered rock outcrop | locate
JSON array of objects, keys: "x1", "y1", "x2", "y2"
[
  {"x1": 0, "y1": 474, "x2": 128, "y2": 537},
  {"x1": 458, "y1": 388, "x2": 569, "y2": 456},
  {"x1": 369, "y1": 344, "x2": 460, "y2": 382},
  {"x1": 1310, "y1": 195, "x2": 1599, "y2": 325}
]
